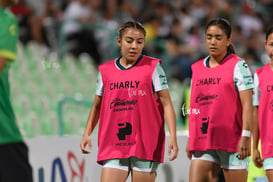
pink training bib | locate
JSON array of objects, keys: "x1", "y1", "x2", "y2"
[
  {"x1": 189, "y1": 54, "x2": 244, "y2": 152},
  {"x1": 97, "y1": 55, "x2": 165, "y2": 164},
  {"x1": 256, "y1": 63, "x2": 273, "y2": 159}
]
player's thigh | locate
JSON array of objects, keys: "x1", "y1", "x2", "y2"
[
  {"x1": 222, "y1": 169, "x2": 247, "y2": 182},
  {"x1": 219, "y1": 151, "x2": 249, "y2": 182},
  {"x1": 190, "y1": 150, "x2": 220, "y2": 182},
  {"x1": 100, "y1": 167, "x2": 129, "y2": 182},
  {"x1": 266, "y1": 170, "x2": 273, "y2": 182},
  {"x1": 101, "y1": 158, "x2": 129, "y2": 182},
  {"x1": 190, "y1": 159, "x2": 219, "y2": 182},
  {"x1": 131, "y1": 170, "x2": 156, "y2": 182}
]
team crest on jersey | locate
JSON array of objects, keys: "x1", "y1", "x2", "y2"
[
  {"x1": 9, "y1": 24, "x2": 17, "y2": 36},
  {"x1": 198, "y1": 117, "x2": 209, "y2": 140},
  {"x1": 200, "y1": 117, "x2": 209, "y2": 134},
  {"x1": 116, "y1": 122, "x2": 136, "y2": 147},
  {"x1": 117, "y1": 122, "x2": 132, "y2": 140}
]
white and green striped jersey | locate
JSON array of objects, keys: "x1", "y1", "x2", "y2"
[{"x1": 253, "y1": 73, "x2": 260, "y2": 106}]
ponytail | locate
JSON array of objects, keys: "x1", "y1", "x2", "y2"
[{"x1": 228, "y1": 44, "x2": 235, "y2": 54}]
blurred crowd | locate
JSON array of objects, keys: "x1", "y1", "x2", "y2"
[{"x1": 10, "y1": 0, "x2": 273, "y2": 82}]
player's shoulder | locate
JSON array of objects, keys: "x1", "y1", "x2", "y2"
[
  {"x1": 233, "y1": 55, "x2": 250, "y2": 70},
  {"x1": 0, "y1": 8, "x2": 16, "y2": 21},
  {"x1": 99, "y1": 59, "x2": 115, "y2": 68},
  {"x1": 192, "y1": 58, "x2": 204, "y2": 68},
  {"x1": 256, "y1": 63, "x2": 270, "y2": 75},
  {"x1": 142, "y1": 55, "x2": 161, "y2": 64},
  {"x1": 142, "y1": 55, "x2": 158, "y2": 60},
  {"x1": 226, "y1": 54, "x2": 245, "y2": 66}
]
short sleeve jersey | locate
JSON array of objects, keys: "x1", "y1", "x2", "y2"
[
  {"x1": 253, "y1": 73, "x2": 260, "y2": 106},
  {"x1": 252, "y1": 63, "x2": 273, "y2": 159},
  {"x1": 0, "y1": 7, "x2": 22, "y2": 144},
  {"x1": 189, "y1": 53, "x2": 253, "y2": 152}
]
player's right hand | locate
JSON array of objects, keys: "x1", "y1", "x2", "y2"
[{"x1": 80, "y1": 135, "x2": 92, "y2": 154}]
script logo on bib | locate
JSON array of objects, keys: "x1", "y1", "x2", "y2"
[{"x1": 195, "y1": 93, "x2": 218, "y2": 105}]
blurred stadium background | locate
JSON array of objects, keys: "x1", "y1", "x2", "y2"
[
  {"x1": 11, "y1": 0, "x2": 273, "y2": 137},
  {"x1": 8, "y1": 0, "x2": 273, "y2": 181},
  {"x1": 12, "y1": 41, "x2": 186, "y2": 137}
]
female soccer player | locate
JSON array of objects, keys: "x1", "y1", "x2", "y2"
[
  {"x1": 0, "y1": 0, "x2": 33, "y2": 181},
  {"x1": 252, "y1": 26, "x2": 273, "y2": 182},
  {"x1": 186, "y1": 18, "x2": 253, "y2": 182},
  {"x1": 80, "y1": 21, "x2": 178, "y2": 182}
]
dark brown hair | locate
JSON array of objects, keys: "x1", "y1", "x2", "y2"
[
  {"x1": 205, "y1": 18, "x2": 235, "y2": 54},
  {"x1": 265, "y1": 26, "x2": 273, "y2": 43},
  {"x1": 118, "y1": 21, "x2": 146, "y2": 39}
]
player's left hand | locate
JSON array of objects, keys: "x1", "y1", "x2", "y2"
[
  {"x1": 80, "y1": 135, "x2": 92, "y2": 154},
  {"x1": 237, "y1": 136, "x2": 251, "y2": 160}
]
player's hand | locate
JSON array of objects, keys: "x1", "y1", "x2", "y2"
[
  {"x1": 80, "y1": 135, "x2": 92, "y2": 154},
  {"x1": 253, "y1": 148, "x2": 263, "y2": 168},
  {"x1": 237, "y1": 136, "x2": 251, "y2": 160},
  {"x1": 168, "y1": 137, "x2": 179, "y2": 161}
]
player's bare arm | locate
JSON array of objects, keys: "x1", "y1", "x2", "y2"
[{"x1": 157, "y1": 89, "x2": 179, "y2": 161}]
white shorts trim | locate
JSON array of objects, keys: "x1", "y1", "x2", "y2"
[
  {"x1": 103, "y1": 163, "x2": 128, "y2": 171},
  {"x1": 192, "y1": 154, "x2": 216, "y2": 163},
  {"x1": 264, "y1": 165, "x2": 273, "y2": 170},
  {"x1": 102, "y1": 157, "x2": 159, "y2": 173},
  {"x1": 263, "y1": 157, "x2": 273, "y2": 170},
  {"x1": 102, "y1": 164, "x2": 155, "y2": 173},
  {"x1": 221, "y1": 164, "x2": 248, "y2": 170},
  {"x1": 132, "y1": 166, "x2": 154, "y2": 172},
  {"x1": 192, "y1": 150, "x2": 249, "y2": 170}
]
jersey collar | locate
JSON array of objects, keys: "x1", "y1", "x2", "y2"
[
  {"x1": 115, "y1": 55, "x2": 143, "y2": 70},
  {"x1": 204, "y1": 52, "x2": 231, "y2": 67}
]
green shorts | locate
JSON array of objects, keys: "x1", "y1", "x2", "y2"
[
  {"x1": 263, "y1": 157, "x2": 273, "y2": 170},
  {"x1": 192, "y1": 149, "x2": 249, "y2": 170},
  {"x1": 102, "y1": 157, "x2": 160, "y2": 172}
]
